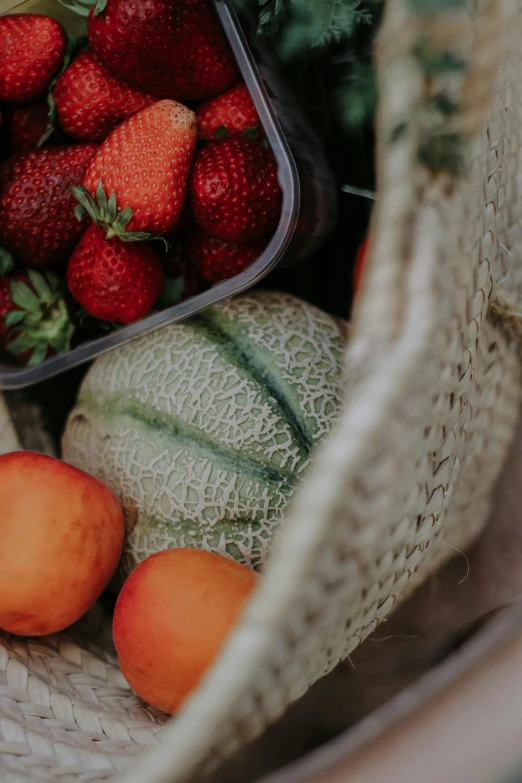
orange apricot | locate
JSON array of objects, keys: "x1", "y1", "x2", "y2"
[
  {"x1": 0, "y1": 450, "x2": 124, "y2": 636},
  {"x1": 113, "y1": 548, "x2": 258, "y2": 714}
]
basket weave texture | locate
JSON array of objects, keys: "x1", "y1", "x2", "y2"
[{"x1": 2, "y1": 0, "x2": 522, "y2": 781}]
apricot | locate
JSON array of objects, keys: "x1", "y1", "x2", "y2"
[
  {"x1": 113, "y1": 549, "x2": 258, "y2": 713},
  {"x1": 0, "y1": 451, "x2": 124, "y2": 636}
]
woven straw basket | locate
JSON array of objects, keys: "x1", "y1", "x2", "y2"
[{"x1": 2, "y1": 0, "x2": 522, "y2": 780}]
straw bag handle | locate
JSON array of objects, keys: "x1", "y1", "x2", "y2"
[{"x1": 356, "y1": 0, "x2": 517, "y2": 344}]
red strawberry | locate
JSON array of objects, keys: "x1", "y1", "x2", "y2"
[
  {"x1": 87, "y1": 0, "x2": 238, "y2": 102},
  {"x1": 0, "y1": 15, "x2": 67, "y2": 104},
  {"x1": 54, "y1": 50, "x2": 157, "y2": 142},
  {"x1": 185, "y1": 230, "x2": 264, "y2": 284},
  {"x1": 0, "y1": 144, "x2": 98, "y2": 266},
  {"x1": 80, "y1": 100, "x2": 196, "y2": 239},
  {"x1": 3, "y1": 102, "x2": 49, "y2": 154},
  {"x1": 196, "y1": 84, "x2": 260, "y2": 141},
  {"x1": 190, "y1": 138, "x2": 281, "y2": 243},
  {"x1": 67, "y1": 224, "x2": 164, "y2": 323},
  {"x1": 0, "y1": 268, "x2": 74, "y2": 365}
]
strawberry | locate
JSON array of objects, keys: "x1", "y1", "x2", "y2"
[
  {"x1": 196, "y1": 84, "x2": 261, "y2": 141},
  {"x1": 3, "y1": 102, "x2": 49, "y2": 154},
  {"x1": 185, "y1": 230, "x2": 264, "y2": 284},
  {"x1": 0, "y1": 144, "x2": 98, "y2": 266},
  {"x1": 0, "y1": 268, "x2": 74, "y2": 365},
  {"x1": 0, "y1": 15, "x2": 67, "y2": 104},
  {"x1": 87, "y1": 0, "x2": 238, "y2": 102},
  {"x1": 54, "y1": 49, "x2": 157, "y2": 142},
  {"x1": 190, "y1": 138, "x2": 281, "y2": 243},
  {"x1": 67, "y1": 224, "x2": 164, "y2": 323},
  {"x1": 79, "y1": 101, "x2": 196, "y2": 239}
]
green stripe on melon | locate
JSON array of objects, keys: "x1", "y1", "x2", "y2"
[{"x1": 62, "y1": 291, "x2": 346, "y2": 578}]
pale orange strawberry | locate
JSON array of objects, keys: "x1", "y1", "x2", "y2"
[{"x1": 79, "y1": 100, "x2": 197, "y2": 239}]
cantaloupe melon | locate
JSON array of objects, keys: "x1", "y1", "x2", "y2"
[{"x1": 62, "y1": 291, "x2": 346, "y2": 578}]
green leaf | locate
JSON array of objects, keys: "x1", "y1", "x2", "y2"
[
  {"x1": 107, "y1": 190, "x2": 118, "y2": 224},
  {"x1": 9, "y1": 281, "x2": 41, "y2": 312},
  {"x1": 71, "y1": 187, "x2": 99, "y2": 223},
  {"x1": 45, "y1": 271, "x2": 60, "y2": 294},
  {"x1": 27, "y1": 270, "x2": 52, "y2": 303},
  {"x1": 22, "y1": 311, "x2": 42, "y2": 329},
  {"x1": 46, "y1": 317, "x2": 75, "y2": 353},
  {"x1": 75, "y1": 204, "x2": 86, "y2": 222},
  {"x1": 215, "y1": 124, "x2": 230, "y2": 139},
  {"x1": 111, "y1": 207, "x2": 133, "y2": 234},
  {"x1": 96, "y1": 179, "x2": 108, "y2": 221},
  {"x1": 94, "y1": 0, "x2": 108, "y2": 15},
  {"x1": 278, "y1": 0, "x2": 371, "y2": 57},
  {"x1": 58, "y1": 0, "x2": 95, "y2": 16},
  {"x1": 27, "y1": 341, "x2": 47, "y2": 367},
  {"x1": 0, "y1": 248, "x2": 15, "y2": 276},
  {"x1": 257, "y1": 0, "x2": 287, "y2": 37},
  {"x1": 4, "y1": 310, "x2": 26, "y2": 327},
  {"x1": 242, "y1": 125, "x2": 262, "y2": 140},
  {"x1": 7, "y1": 331, "x2": 36, "y2": 356}
]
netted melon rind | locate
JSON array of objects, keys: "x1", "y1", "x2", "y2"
[{"x1": 62, "y1": 291, "x2": 346, "y2": 578}]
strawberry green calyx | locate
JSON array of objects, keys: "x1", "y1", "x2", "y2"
[
  {"x1": 0, "y1": 248, "x2": 15, "y2": 277},
  {"x1": 215, "y1": 124, "x2": 263, "y2": 141},
  {"x1": 58, "y1": 0, "x2": 96, "y2": 16},
  {"x1": 6, "y1": 271, "x2": 75, "y2": 366},
  {"x1": 94, "y1": 0, "x2": 108, "y2": 16},
  {"x1": 214, "y1": 124, "x2": 269, "y2": 148},
  {"x1": 72, "y1": 181, "x2": 168, "y2": 246}
]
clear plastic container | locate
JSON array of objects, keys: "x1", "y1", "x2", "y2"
[{"x1": 0, "y1": 0, "x2": 337, "y2": 389}]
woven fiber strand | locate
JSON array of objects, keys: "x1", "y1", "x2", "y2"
[
  {"x1": 0, "y1": 607, "x2": 168, "y2": 783},
  {"x1": 1, "y1": 0, "x2": 522, "y2": 781}
]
